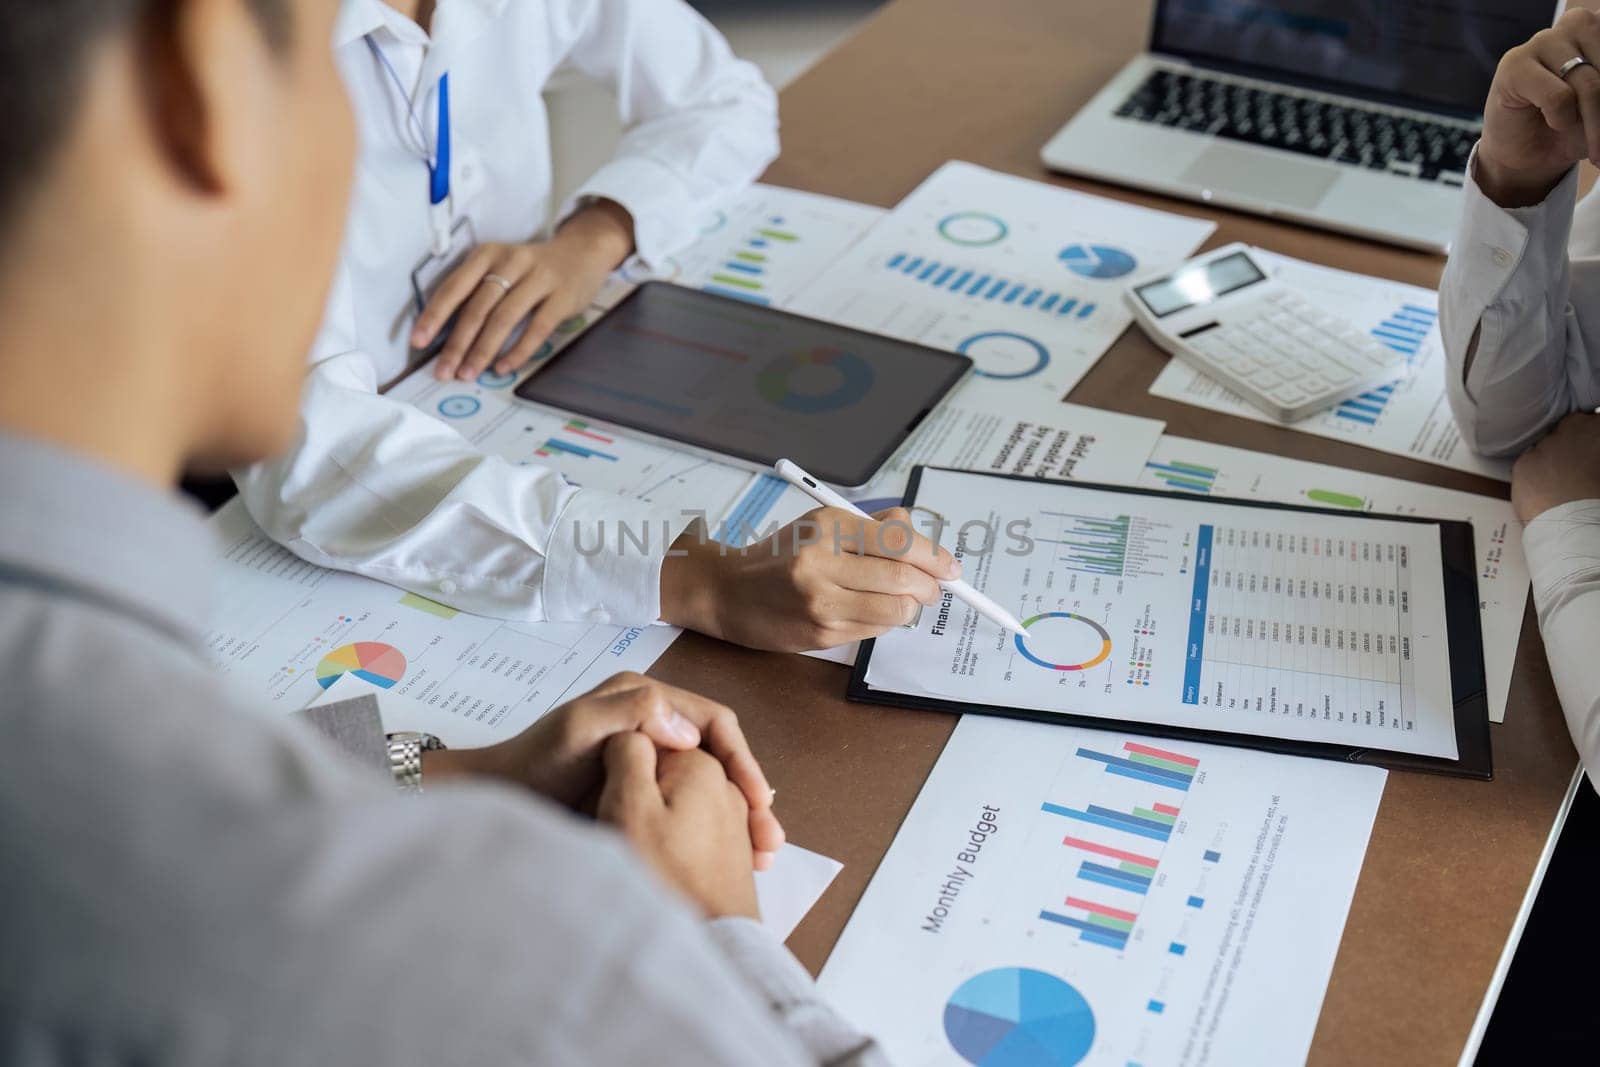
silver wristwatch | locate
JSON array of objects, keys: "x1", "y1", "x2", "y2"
[{"x1": 386, "y1": 731, "x2": 446, "y2": 794}]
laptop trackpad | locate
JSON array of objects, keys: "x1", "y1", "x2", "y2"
[{"x1": 1178, "y1": 145, "x2": 1338, "y2": 210}]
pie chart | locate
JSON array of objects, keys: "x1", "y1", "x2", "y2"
[
  {"x1": 1059, "y1": 243, "x2": 1137, "y2": 280},
  {"x1": 316, "y1": 641, "x2": 408, "y2": 691},
  {"x1": 944, "y1": 967, "x2": 1096, "y2": 1067}
]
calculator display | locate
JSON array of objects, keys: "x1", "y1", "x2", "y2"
[{"x1": 1135, "y1": 252, "x2": 1266, "y2": 318}]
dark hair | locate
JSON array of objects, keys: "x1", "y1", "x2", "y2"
[{"x1": 0, "y1": 0, "x2": 289, "y2": 228}]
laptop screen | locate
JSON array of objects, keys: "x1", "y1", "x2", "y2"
[{"x1": 1152, "y1": 1, "x2": 1557, "y2": 115}]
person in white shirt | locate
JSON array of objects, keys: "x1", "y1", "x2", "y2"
[
  {"x1": 236, "y1": 0, "x2": 961, "y2": 657},
  {"x1": 1440, "y1": 7, "x2": 1600, "y2": 774}
]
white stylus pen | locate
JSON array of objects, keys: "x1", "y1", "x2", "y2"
[{"x1": 773, "y1": 459, "x2": 1031, "y2": 643}]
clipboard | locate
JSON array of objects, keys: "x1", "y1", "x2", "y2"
[{"x1": 848, "y1": 466, "x2": 1492, "y2": 780}]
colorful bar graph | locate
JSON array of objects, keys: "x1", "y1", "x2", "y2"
[
  {"x1": 1144, "y1": 459, "x2": 1219, "y2": 494},
  {"x1": 1038, "y1": 511, "x2": 1130, "y2": 577},
  {"x1": 536, "y1": 437, "x2": 618, "y2": 462},
  {"x1": 1060, "y1": 836, "x2": 1159, "y2": 868}
]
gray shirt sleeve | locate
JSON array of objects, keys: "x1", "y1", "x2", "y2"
[
  {"x1": 1522, "y1": 500, "x2": 1600, "y2": 783},
  {"x1": 273, "y1": 686, "x2": 883, "y2": 1065}
]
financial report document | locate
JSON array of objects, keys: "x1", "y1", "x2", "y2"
[
  {"x1": 863, "y1": 469, "x2": 1461, "y2": 760},
  {"x1": 818, "y1": 715, "x2": 1387, "y2": 1067}
]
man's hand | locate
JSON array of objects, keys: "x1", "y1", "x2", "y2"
[
  {"x1": 1477, "y1": 9, "x2": 1600, "y2": 208},
  {"x1": 425, "y1": 672, "x2": 784, "y2": 869},
  {"x1": 415, "y1": 200, "x2": 634, "y2": 382},
  {"x1": 598, "y1": 735, "x2": 760, "y2": 920},
  {"x1": 1512, "y1": 412, "x2": 1600, "y2": 522},
  {"x1": 659, "y1": 507, "x2": 961, "y2": 652}
]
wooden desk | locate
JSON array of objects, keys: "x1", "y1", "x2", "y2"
[{"x1": 650, "y1": 1, "x2": 1581, "y2": 1062}]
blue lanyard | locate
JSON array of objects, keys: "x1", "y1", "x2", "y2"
[{"x1": 365, "y1": 36, "x2": 451, "y2": 208}]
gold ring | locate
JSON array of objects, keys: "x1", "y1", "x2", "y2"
[{"x1": 482, "y1": 273, "x2": 514, "y2": 293}]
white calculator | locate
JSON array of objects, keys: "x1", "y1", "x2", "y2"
[{"x1": 1124, "y1": 243, "x2": 1409, "y2": 422}]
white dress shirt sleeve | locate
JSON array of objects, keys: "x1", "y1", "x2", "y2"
[
  {"x1": 233, "y1": 265, "x2": 688, "y2": 625},
  {"x1": 549, "y1": 0, "x2": 781, "y2": 268},
  {"x1": 1523, "y1": 500, "x2": 1600, "y2": 776},
  {"x1": 1439, "y1": 154, "x2": 1600, "y2": 457}
]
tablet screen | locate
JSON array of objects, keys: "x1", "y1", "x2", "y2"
[{"x1": 515, "y1": 283, "x2": 971, "y2": 487}]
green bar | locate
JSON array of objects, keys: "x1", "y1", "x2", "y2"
[
  {"x1": 1162, "y1": 475, "x2": 1214, "y2": 492},
  {"x1": 1128, "y1": 752, "x2": 1197, "y2": 777},
  {"x1": 1167, "y1": 461, "x2": 1218, "y2": 476},
  {"x1": 399, "y1": 592, "x2": 458, "y2": 620},
  {"x1": 734, "y1": 251, "x2": 768, "y2": 263},
  {"x1": 1119, "y1": 860, "x2": 1158, "y2": 877},
  {"x1": 1133, "y1": 806, "x2": 1178, "y2": 826},
  {"x1": 1306, "y1": 488, "x2": 1365, "y2": 510},
  {"x1": 710, "y1": 273, "x2": 763, "y2": 290},
  {"x1": 1087, "y1": 912, "x2": 1135, "y2": 933},
  {"x1": 758, "y1": 228, "x2": 799, "y2": 242}
]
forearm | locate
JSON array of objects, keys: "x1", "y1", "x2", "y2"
[
  {"x1": 1440, "y1": 155, "x2": 1600, "y2": 456},
  {"x1": 1525, "y1": 501, "x2": 1600, "y2": 774},
  {"x1": 234, "y1": 350, "x2": 686, "y2": 625}
]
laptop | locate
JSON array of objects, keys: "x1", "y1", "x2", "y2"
[{"x1": 1041, "y1": 1, "x2": 1559, "y2": 252}]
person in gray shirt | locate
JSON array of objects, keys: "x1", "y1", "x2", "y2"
[{"x1": 0, "y1": 2, "x2": 879, "y2": 1063}]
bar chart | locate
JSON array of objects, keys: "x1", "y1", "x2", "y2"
[
  {"x1": 1037, "y1": 741, "x2": 1201, "y2": 951},
  {"x1": 700, "y1": 216, "x2": 798, "y2": 305},
  {"x1": 1333, "y1": 303, "x2": 1437, "y2": 426},
  {"x1": 1038, "y1": 511, "x2": 1131, "y2": 576},
  {"x1": 535, "y1": 420, "x2": 619, "y2": 462},
  {"x1": 881, "y1": 252, "x2": 1099, "y2": 321},
  {"x1": 1143, "y1": 458, "x2": 1219, "y2": 494}
]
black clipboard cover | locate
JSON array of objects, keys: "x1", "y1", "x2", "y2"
[{"x1": 848, "y1": 466, "x2": 1492, "y2": 780}]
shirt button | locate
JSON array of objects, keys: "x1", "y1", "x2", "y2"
[
  {"x1": 1492, "y1": 247, "x2": 1513, "y2": 267},
  {"x1": 439, "y1": 579, "x2": 458, "y2": 595}
]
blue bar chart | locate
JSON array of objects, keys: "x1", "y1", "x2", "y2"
[
  {"x1": 882, "y1": 252, "x2": 1097, "y2": 320},
  {"x1": 1143, "y1": 459, "x2": 1219, "y2": 494},
  {"x1": 700, "y1": 215, "x2": 800, "y2": 306},
  {"x1": 1333, "y1": 303, "x2": 1436, "y2": 426}
]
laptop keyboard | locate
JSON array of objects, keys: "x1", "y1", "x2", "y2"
[{"x1": 1115, "y1": 68, "x2": 1474, "y2": 184}]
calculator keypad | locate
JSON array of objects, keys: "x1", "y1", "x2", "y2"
[{"x1": 1184, "y1": 290, "x2": 1407, "y2": 419}]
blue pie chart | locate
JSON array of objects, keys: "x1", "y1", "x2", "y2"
[
  {"x1": 944, "y1": 967, "x2": 1096, "y2": 1067},
  {"x1": 1060, "y1": 243, "x2": 1137, "y2": 280}
]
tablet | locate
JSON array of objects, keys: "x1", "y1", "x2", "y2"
[
  {"x1": 515, "y1": 282, "x2": 972, "y2": 488},
  {"x1": 849, "y1": 466, "x2": 1492, "y2": 779}
]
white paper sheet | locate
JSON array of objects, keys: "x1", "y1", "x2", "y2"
[
  {"x1": 863, "y1": 468, "x2": 1461, "y2": 760},
  {"x1": 787, "y1": 160, "x2": 1215, "y2": 400},
  {"x1": 1147, "y1": 250, "x2": 1512, "y2": 481},
  {"x1": 205, "y1": 502, "x2": 678, "y2": 727},
  {"x1": 595, "y1": 183, "x2": 887, "y2": 310},
  {"x1": 311, "y1": 676, "x2": 841, "y2": 942},
  {"x1": 755, "y1": 844, "x2": 846, "y2": 942},
  {"x1": 818, "y1": 714, "x2": 1387, "y2": 1067},
  {"x1": 1134, "y1": 436, "x2": 1527, "y2": 723}
]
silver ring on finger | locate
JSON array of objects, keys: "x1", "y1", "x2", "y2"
[
  {"x1": 482, "y1": 273, "x2": 514, "y2": 293},
  {"x1": 1558, "y1": 55, "x2": 1592, "y2": 80}
]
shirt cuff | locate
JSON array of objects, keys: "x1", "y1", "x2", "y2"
[
  {"x1": 560, "y1": 156, "x2": 700, "y2": 273},
  {"x1": 540, "y1": 488, "x2": 694, "y2": 625},
  {"x1": 1523, "y1": 499, "x2": 1600, "y2": 623},
  {"x1": 1457, "y1": 150, "x2": 1577, "y2": 338},
  {"x1": 705, "y1": 917, "x2": 879, "y2": 1065},
  {"x1": 294, "y1": 695, "x2": 389, "y2": 773}
]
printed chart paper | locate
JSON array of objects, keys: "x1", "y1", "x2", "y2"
[
  {"x1": 1147, "y1": 251, "x2": 1512, "y2": 481},
  {"x1": 863, "y1": 468, "x2": 1461, "y2": 760},
  {"x1": 788, "y1": 160, "x2": 1215, "y2": 400},
  {"x1": 1135, "y1": 436, "x2": 1526, "y2": 723},
  {"x1": 818, "y1": 714, "x2": 1386, "y2": 1067},
  {"x1": 599, "y1": 183, "x2": 887, "y2": 310},
  {"x1": 205, "y1": 502, "x2": 677, "y2": 729}
]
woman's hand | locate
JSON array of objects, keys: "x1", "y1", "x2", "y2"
[
  {"x1": 660, "y1": 507, "x2": 961, "y2": 652},
  {"x1": 415, "y1": 199, "x2": 634, "y2": 382},
  {"x1": 425, "y1": 671, "x2": 784, "y2": 869}
]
